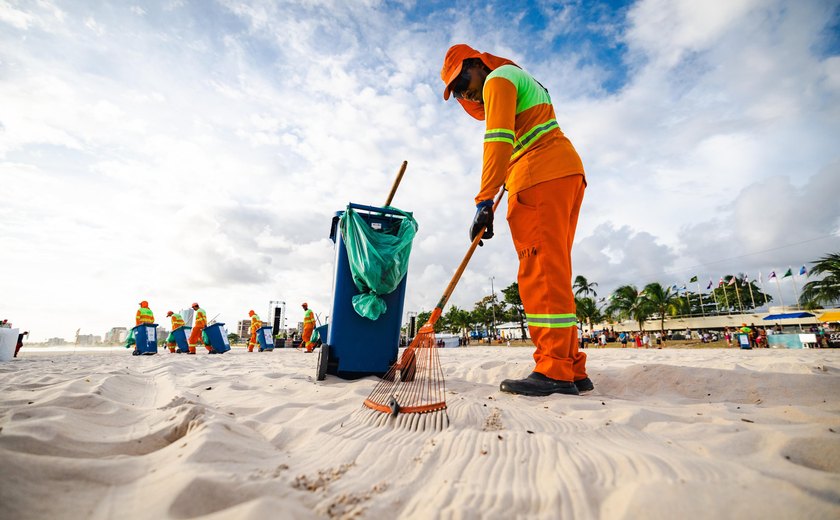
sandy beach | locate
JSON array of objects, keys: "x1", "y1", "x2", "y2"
[{"x1": 1, "y1": 346, "x2": 839, "y2": 519}]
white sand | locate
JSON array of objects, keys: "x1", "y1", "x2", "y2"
[{"x1": 1, "y1": 346, "x2": 839, "y2": 519}]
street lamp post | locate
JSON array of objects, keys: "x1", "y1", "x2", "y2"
[{"x1": 490, "y1": 276, "x2": 497, "y2": 341}]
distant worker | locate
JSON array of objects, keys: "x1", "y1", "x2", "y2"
[
  {"x1": 301, "y1": 302, "x2": 316, "y2": 352},
  {"x1": 188, "y1": 303, "x2": 207, "y2": 355},
  {"x1": 247, "y1": 310, "x2": 262, "y2": 352},
  {"x1": 164, "y1": 311, "x2": 185, "y2": 353},
  {"x1": 126, "y1": 300, "x2": 155, "y2": 351}
]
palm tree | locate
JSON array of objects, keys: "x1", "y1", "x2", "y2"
[
  {"x1": 573, "y1": 275, "x2": 598, "y2": 298},
  {"x1": 641, "y1": 282, "x2": 680, "y2": 333},
  {"x1": 502, "y1": 282, "x2": 528, "y2": 340},
  {"x1": 800, "y1": 252, "x2": 840, "y2": 308},
  {"x1": 605, "y1": 285, "x2": 651, "y2": 331},
  {"x1": 575, "y1": 296, "x2": 602, "y2": 326}
]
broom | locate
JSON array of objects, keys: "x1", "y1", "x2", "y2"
[{"x1": 361, "y1": 185, "x2": 506, "y2": 430}]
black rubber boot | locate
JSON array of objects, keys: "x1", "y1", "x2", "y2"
[
  {"x1": 500, "y1": 372, "x2": 579, "y2": 396},
  {"x1": 574, "y1": 377, "x2": 595, "y2": 393}
]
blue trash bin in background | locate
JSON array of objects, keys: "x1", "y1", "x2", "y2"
[
  {"x1": 738, "y1": 333, "x2": 752, "y2": 349},
  {"x1": 326, "y1": 203, "x2": 409, "y2": 378},
  {"x1": 204, "y1": 323, "x2": 231, "y2": 353},
  {"x1": 173, "y1": 326, "x2": 190, "y2": 353},
  {"x1": 132, "y1": 323, "x2": 158, "y2": 355},
  {"x1": 257, "y1": 326, "x2": 274, "y2": 351}
]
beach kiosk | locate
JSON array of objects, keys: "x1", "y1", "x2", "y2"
[
  {"x1": 257, "y1": 326, "x2": 274, "y2": 352},
  {"x1": 132, "y1": 323, "x2": 158, "y2": 355},
  {"x1": 203, "y1": 322, "x2": 231, "y2": 354}
]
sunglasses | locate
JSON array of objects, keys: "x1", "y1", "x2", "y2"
[{"x1": 450, "y1": 66, "x2": 472, "y2": 99}]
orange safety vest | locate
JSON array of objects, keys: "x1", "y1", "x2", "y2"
[
  {"x1": 249, "y1": 314, "x2": 262, "y2": 334},
  {"x1": 136, "y1": 307, "x2": 154, "y2": 325},
  {"x1": 194, "y1": 308, "x2": 207, "y2": 328},
  {"x1": 303, "y1": 309, "x2": 316, "y2": 327},
  {"x1": 170, "y1": 313, "x2": 185, "y2": 330}
]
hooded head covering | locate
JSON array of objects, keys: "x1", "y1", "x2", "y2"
[
  {"x1": 139, "y1": 301, "x2": 149, "y2": 308},
  {"x1": 248, "y1": 310, "x2": 255, "y2": 316},
  {"x1": 440, "y1": 44, "x2": 518, "y2": 121}
]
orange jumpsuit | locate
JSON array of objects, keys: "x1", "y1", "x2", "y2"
[
  {"x1": 189, "y1": 308, "x2": 207, "y2": 354},
  {"x1": 446, "y1": 45, "x2": 588, "y2": 383},
  {"x1": 248, "y1": 313, "x2": 262, "y2": 352},
  {"x1": 302, "y1": 309, "x2": 316, "y2": 352}
]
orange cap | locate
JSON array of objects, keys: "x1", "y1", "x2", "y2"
[
  {"x1": 441, "y1": 44, "x2": 476, "y2": 101},
  {"x1": 192, "y1": 302, "x2": 199, "y2": 308},
  {"x1": 440, "y1": 44, "x2": 519, "y2": 120},
  {"x1": 139, "y1": 300, "x2": 149, "y2": 308},
  {"x1": 248, "y1": 310, "x2": 255, "y2": 316},
  {"x1": 166, "y1": 311, "x2": 174, "y2": 317},
  {"x1": 302, "y1": 302, "x2": 308, "y2": 308}
]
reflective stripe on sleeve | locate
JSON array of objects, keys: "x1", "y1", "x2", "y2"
[{"x1": 484, "y1": 128, "x2": 515, "y2": 146}]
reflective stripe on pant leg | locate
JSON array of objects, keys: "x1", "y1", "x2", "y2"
[{"x1": 507, "y1": 175, "x2": 586, "y2": 381}]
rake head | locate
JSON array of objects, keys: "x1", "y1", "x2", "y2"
[{"x1": 362, "y1": 310, "x2": 448, "y2": 424}]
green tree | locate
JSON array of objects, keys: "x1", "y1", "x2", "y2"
[
  {"x1": 501, "y1": 282, "x2": 528, "y2": 340},
  {"x1": 799, "y1": 253, "x2": 840, "y2": 308},
  {"x1": 575, "y1": 296, "x2": 602, "y2": 326},
  {"x1": 227, "y1": 333, "x2": 240, "y2": 344},
  {"x1": 640, "y1": 282, "x2": 680, "y2": 333},
  {"x1": 415, "y1": 310, "x2": 444, "y2": 333},
  {"x1": 573, "y1": 275, "x2": 598, "y2": 298},
  {"x1": 606, "y1": 285, "x2": 651, "y2": 331},
  {"x1": 443, "y1": 305, "x2": 472, "y2": 339}
]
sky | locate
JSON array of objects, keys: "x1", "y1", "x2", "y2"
[{"x1": 2, "y1": 0, "x2": 839, "y2": 342}]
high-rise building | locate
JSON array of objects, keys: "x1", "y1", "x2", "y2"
[{"x1": 237, "y1": 320, "x2": 249, "y2": 339}]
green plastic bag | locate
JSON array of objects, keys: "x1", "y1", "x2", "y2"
[{"x1": 339, "y1": 205, "x2": 418, "y2": 320}]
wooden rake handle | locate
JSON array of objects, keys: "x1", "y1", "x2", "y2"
[
  {"x1": 384, "y1": 160, "x2": 408, "y2": 206},
  {"x1": 431, "y1": 185, "x2": 507, "y2": 321}
]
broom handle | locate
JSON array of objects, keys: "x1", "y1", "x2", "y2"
[
  {"x1": 384, "y1": 160, "x2": 408, "y2": 206},
  {"x1": 432, "y1": 185, "x2": 506, "y2": 318}
]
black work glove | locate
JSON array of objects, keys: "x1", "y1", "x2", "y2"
[{"x1": 469, "y1": 200, "x2": 494, "y2": 246}]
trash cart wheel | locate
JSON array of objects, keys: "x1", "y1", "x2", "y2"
[{"x1": 316, "y1": 344, "x2": 329, "y2": 381}]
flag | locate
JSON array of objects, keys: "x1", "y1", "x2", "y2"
[
  {"x1": 718, "y1": 277, "x2": 724, "y2": 287},
  {"x1": 768, "y1": 271, "x2": 776, "y2": 280},
  {"x1": 707, "y1": 280, "x2": 713, "y2": 290},
  {"x1": 671, "y1": 284, "x2": 679, "y2": 292},
  {"x1": 742, "y1": 274, "x2": 749, "y2": 286},
  {"x1": 783, "y1": 268, "x2": 793, "y2": 278},
  {"x1": 689, "y1": 275, "x2": 698, "y2": 283},
  {"x1": 727, "y1": 276, "x2": 736, "y2": 286},
  {"x1": 681, "y1": 285, "x2": 687, "y2": 291},
  {"x1": 799, "y1": 265, "x2": 808, "y2": 276},
  {"x1": 758, "y1": 271, "x2": 763, "y2": 284}
]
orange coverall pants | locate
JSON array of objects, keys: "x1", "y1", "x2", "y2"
[
  {"x1": 188, "y1": 325, "x2": 206, "y2": 354},
  {"x1": 507, "y1": 175, "x2": 587, "y2": 382},
  {"x1": 302, "y1": 324, "x2": 315, "y2": 352}
]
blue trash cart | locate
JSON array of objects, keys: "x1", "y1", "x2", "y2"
[
  {"x1": 204, "y1": 323, "x2": 231, "y2": 353},
  {"x1": 257, "y1": 326, "x2": 274, "y2": 352},
  {"x1": 172, "y1": 326, "x2": 190, "y2": 353},
  {"x1": 319, "y1": 204, "x2": 410, "y2": 379},
  {"x1": 132, "y1": 323, "x2": 158, "y2": 355}
]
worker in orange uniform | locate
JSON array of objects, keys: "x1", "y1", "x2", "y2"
[
  {"x1": 441, "y1": 44, "x2": 592, "y2": 396},
  {"x1": 126, "y1": 300, "x2": 155, "y2": 352},
  {"x1": 188, "y1": 302, "x2": 207, "y2": 354},
  {"x1": 247, "y1": 310, "x2": 262, "y2": 352},
  {"x1": 165, "y1": 311, "x2": 185, "y2": 353},
  {"x1": 301, "y1": 302, "x2": 316, "y2": 352}
]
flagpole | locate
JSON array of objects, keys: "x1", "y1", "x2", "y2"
[
  {"x1": 747, "y1": 281, "x2": 756, "y2": 309},
  {"x1": 733, "y1": 279, "x2": 744, "y2": 315},
  {"x1": 774, "y1": 276, "x2": 785, "y2": 309},
  {"x1": 722, "y1": 281, "x2": 730, "y2": 314},
  {"x1": 791, "y1": 271, "x2": 800, "y2": 311},
  {"x1": 697, "y1": 282, "x2": 705, "y2": 317}
]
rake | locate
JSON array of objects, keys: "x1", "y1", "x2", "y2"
[{"x1": 360, "y1": 186, "x2": 506, "y2": 430}]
